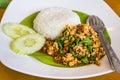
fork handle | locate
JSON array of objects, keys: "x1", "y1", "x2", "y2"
[{"x1": 98, "y1": 30, "x2": 120, "y2": 73}]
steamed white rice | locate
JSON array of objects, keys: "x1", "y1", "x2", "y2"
[{"x1": 33, "y1": 7, "x2": 81, "y2": 39}]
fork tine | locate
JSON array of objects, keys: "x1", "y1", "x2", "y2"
[
  {"x1": 97, "y1": 16, "x2": 105, "y2": 26},
  {"x1": 93, "y1": 15, "x2": 104, "y2": 26},
  {"x1": 92, "y1": 16, "x2": 96, "y2": 25},
  {"x1": 87, "y1": 15, "x2": 96, "y2": 26},
  {"x1": 94, "y1": 16, "x2": 98, "y2": 25}
]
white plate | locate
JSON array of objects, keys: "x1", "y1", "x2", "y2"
[{"x1": 0, "y1": 0, "x2": 120, "y2": 79}]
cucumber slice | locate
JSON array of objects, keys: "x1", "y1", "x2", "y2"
[
  {"x1": 10, "y1": 34, "x2": 45, "y2": 55},
  {"x1": 2, "y1": 23, "x2": 36, "y2": 39}
]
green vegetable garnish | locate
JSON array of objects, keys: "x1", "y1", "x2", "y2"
[
  {"x1": 68, "y1": 35, "x2": 73, "y2": 40},
  {"x1": 81, "y1": 56, "x2": 89, "y2": 63},
  {"x1": 76, "y1": 54, "x2": 82, "y2": 59},
  {"x1": 70, "y1": 48, "x2": 83, "y2": 59},
  {"x1": 91, "y1": 55, "x2": 96, "y2": 61},
  {"x1": 75, "y1": 38, "x2": 80, "y2": 45},
  {"x1": 62, "y1": 28, "x2": 68, "y2": 36},
  {"x1": 87, "y1": 46, "x2": 93, "y2": 53},
  {"x1": 56, "y1": 37, "x2": 64, "y2": 54},
  {"x1": 82, "y1": 37, "x2": 92, "y2": 46},
  {"x1": 70, "y1": 48, "x2": 76, "y2": 56}
]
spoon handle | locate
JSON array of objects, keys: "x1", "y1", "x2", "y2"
[{"x1": 98, "y1": 30, "x2": 120, "y2": 73}]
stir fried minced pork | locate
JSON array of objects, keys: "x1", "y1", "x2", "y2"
[{"x1": 41, "y1": 24, "x2": 105, "y2": 67}]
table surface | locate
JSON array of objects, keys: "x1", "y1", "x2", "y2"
[{"x1": 0, "y1": 0, "x2": 120, "y2": 80}]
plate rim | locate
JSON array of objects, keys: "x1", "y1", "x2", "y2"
[{"x1": 1, "y1": 0, "x2": 119, "y2": 79}]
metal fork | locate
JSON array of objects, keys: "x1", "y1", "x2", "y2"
[{"x1": 86, "y1": 15, "x2": 120, "y2": 73}]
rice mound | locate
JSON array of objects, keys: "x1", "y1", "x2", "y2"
[{"x1": 33, "y1": 7, "x2": 81, "y2": 39}]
